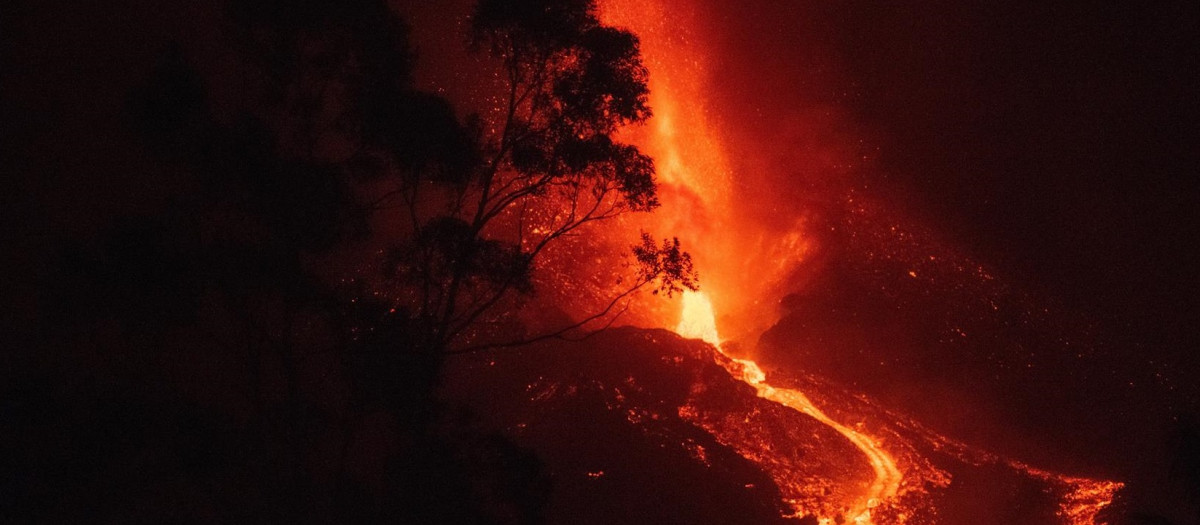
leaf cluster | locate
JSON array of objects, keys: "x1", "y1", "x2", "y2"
[{"x1": 634, "y1": 234, "x2": 698, "y2": 297}]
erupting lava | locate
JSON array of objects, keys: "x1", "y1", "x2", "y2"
[
  {"x1": 679, "y1": 291, "x2": 903, "y2": 523},
  {"x1": 600, "y1": 0, "x2": 1123, "y2": 522},
  {"x1": 677, "y1": 290, "x2": 721, "y2": 346}
]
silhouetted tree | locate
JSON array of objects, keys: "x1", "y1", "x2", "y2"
[
  {"x1": 370, "y1": 0, "x2": 695, "y2": 353},
  {"x1": 8, "y1": 0, "x2": 697, "y2": 522}
]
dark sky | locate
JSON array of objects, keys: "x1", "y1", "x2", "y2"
[
  {"x1": 839, "y1": 2, "x2": 1200, "y2": 402},
  {"x1": 691, "y1": 0, "x2": 1199, "y2": 373},
  {"x1": 831, "y1": 0, "x2": 1200, "y2": 314}
]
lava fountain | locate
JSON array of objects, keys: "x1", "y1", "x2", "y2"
[
  {"x1": 677, "y1": 290, "x2": 721, "y2": 346},
  {"x1": 598, "y1": 0, "x2": 799, "y2": 341}
]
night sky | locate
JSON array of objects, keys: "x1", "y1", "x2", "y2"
[
  {"x1": 832, "y1": 0, "x2": 1200, "y2": 339},
  {"x1": 692, "y1": 0, "x2": 1200, "y2": 357}
]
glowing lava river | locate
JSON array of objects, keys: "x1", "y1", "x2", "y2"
[
  {"x1": 732, "y1": 362, "x2": 902, "y2": 524},
  {"x1": 670, "y1": 290, "x2": 1123, "y2": 524},
  {"x1": 679, "y1": 291, "x2": 901, "y2": 524}
]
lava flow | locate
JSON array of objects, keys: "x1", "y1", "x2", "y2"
[{"x1": 678, "y1": 290, "x2": 902, "y2": 523}]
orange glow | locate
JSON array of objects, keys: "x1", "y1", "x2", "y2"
[
  {"x1": 600, "y1": 0, "x2": 905, "y2": 515},
  {"x1": 598, "y1": 0, "x2": 798, "y2": 342},
  {"x1": 603, "y1": 0, "x2": 904, "y2": 519},
  {"x1": 1020, "y1": 465, "x2": 1125, "y2": 525}
]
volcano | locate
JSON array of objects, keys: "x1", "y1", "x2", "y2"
[{"x1": 6, "y1": 0, "x2": 1195, "y2": 523}]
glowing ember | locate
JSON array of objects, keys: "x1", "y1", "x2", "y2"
[
  {"x1": 1020, "y1": 466, "x2": 1126, "y2": 525},
  {"x1": 677, "y1": 290, "x2": 721, "y2": 346}
]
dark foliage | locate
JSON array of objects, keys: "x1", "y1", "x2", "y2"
[
  {"x1": 633, "y1": 234, "x2": 697, "y2": 297},
  {"x1": 3, "y1": 0, "x2": 703, "y2": 521},
  {"x1": 3, "y1": 0, "x2": 565, "y2": 522},
  {"x1": 368, "y1": 0, "x2": 691, "y2": 352}
]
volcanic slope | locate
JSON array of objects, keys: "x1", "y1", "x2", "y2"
[
  {"x1": 444, "y1": 326, "x2": 1114, "y2": 524},
  {"x1": 444, "y1": 327, "x2": 867, "y2": 524}
]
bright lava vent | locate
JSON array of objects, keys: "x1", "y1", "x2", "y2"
[{"x1": 677, "y1": 290, "x2": 721, "y2": 346}]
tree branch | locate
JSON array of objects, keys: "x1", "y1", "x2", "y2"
[{"x1": 445, "y1": 274, "x2": 651, "y2": 354}]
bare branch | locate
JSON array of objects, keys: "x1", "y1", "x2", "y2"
[{"x1": 445, "y1": 274, "x2": 651, "y2": 355}]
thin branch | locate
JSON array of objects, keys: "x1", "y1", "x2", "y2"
[
  {"x1": 442, "y1": 184, "x2": 622, "y2": 343},
  {"x1": 446, "y1": 276, "x2": 651, "y2": 354},
  {"x1": 368, "y1": 187, "x2": 406, "y2": 209}
]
